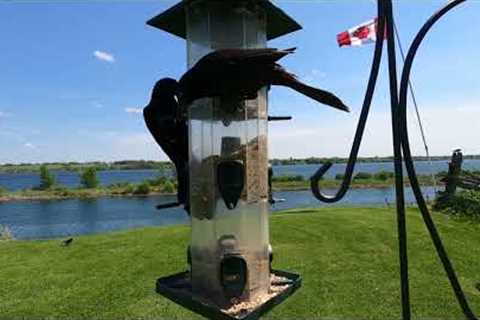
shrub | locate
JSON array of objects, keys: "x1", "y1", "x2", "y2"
[
  {"x1": 374, "y1": 171, "x2": 394, "y2": 181},
  {"x1": 107, "y1": 182, "x2": 135, "y2": 191},
  {"x1": 433, "y1": 190, "x2": 480, "y2": 219},
  {"x1": 162, "y1": 180, "x2": 176, "y2": 194},
  {"x1": 76, "y1": 191, "x2": 93, "y2": 199},
  {"x1": 335, "y1": 174, "x2": 345, "y2": 180},
  {"x1": 52, "y1": 186, "x2": 76, "y2": 197},
  {"x1": 107, "y1": 182, "x2": 135, "y2": 195},
  {"x1": 133, "y1": 182, "x2": 151, "y2": 195},
  {"x1": 123, "y1": 185, "x2": 135, "y2": 194},
  {"x1": 108, "y1": 182, "x2": 132, "y2": 189},
  {"x1": 108, "y1": 182, "x2": 136, "y2": 195},
  {"x1": 0, "y1": 187, "x2": 6, "y2": 196},
  {"x1": 435, "y1": 171, "x2": 448, "y2": 179},
  {"x1": 147, "y1": 176, "x2": 167, "y2": 187},
  {"x1": 272, "y1": 175, "x2": 305, "y2": 182},
  {"x1": 80, "y1": 167, "x2": 99, "y2": 189},
  {"x1": 354, "y1": 172, "x2": 373, "y2": 180},
  {"x1": 38, "y1": 165, "x2": 55, "y2": 190}
]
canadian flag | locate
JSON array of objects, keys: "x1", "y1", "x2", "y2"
[{"x1": 337, "y1": 18, "x2": 383, "y2": 47}]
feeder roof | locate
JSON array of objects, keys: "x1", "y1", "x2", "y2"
[{"x1": 146, "y1": 0, "x2": 302, "y2": 40}]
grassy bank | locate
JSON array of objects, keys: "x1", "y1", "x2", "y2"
[
  {"x1": 1, "y1": 207, "x2": 479, "y2": 319},
  {"x1": 272, "y1": 174, "x2": 436, "y2": 191},
  {"x1": 0, "y1": 181, "x2": 177, "y2": 202}
]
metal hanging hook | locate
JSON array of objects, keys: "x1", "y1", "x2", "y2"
[{"x1": 310, "y1": 1, "x2": 386, "y2": 203}]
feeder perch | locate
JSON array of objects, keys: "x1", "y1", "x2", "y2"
[{"x1": 148, "y1": 1, "x2": 302, "y2": 318}]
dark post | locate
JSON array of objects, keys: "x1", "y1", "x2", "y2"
[{"x1": 444, "y1": 149, "x2": 463, "y2": 196}]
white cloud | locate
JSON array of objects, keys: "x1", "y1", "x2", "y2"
[
  {"x1": 93, "y1": 50, "x2": 115, "y2": 63},
  {"x1": 24, "y1": 142, "x2": 36, "y2": 149},
  {"x1": 125, "y1": 107, "x2": 143, "y2": 114},
  {"x1": 302, "y1": 68, "x2": 327, "y2": 85},
  {"x1": 110, "y1": 132, "x2": 168, "y2": 160},
  {"x1": 92, "y1": 101, "x2": 104, "y2": 109},
  {"x1": 269, "y1": 102, "x2": 480, "y2": 159},
  {"x1": 311, "y1": 69, "x2": 327, "y2": 78}
]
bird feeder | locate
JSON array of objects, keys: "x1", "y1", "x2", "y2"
[{"x1": 148, "y1": 1, "x2": 301, "y2": 319}]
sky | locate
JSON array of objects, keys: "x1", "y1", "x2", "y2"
[{"x1": 0, "y1": 0, "x2": 479, "y2": 164}]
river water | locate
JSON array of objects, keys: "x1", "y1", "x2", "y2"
[
  {"x1": 0, "y1": 187, "x2": 436, "y2": 240},
  {"x1": 0, "y1": 160, "x2": 465, "y2": 240}
]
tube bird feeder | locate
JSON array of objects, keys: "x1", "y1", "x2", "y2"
[{"x1": 148, "y1": 1, "x2": 302, "y2": 319}]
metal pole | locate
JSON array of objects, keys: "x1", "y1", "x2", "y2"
[{"x1": 384, "y1": 1, "x2": 411, "y2": 319}]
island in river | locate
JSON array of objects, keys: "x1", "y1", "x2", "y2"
[{"x1": 0, "y1": 172, "x2": 439, "y2": 203}]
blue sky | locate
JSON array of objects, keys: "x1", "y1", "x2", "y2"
[{"x1": 1, "y1": 1, "x2": 479, "y2": 164}]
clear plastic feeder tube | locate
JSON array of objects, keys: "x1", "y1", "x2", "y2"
[{"x1": 186, "y1": 0, "x2": 270, "y2": 305}]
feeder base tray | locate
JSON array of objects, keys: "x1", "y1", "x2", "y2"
[{"x1": 155, "y1": 269, "x2": 301, "y2": 320}]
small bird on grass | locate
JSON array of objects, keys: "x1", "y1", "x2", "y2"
[
  {"x1": 178, "y1": 47, "x2": 349, "y2": 112},
  {"x1": 62, "y1": 238, "x2": 73, "y2": 246},
  {"x1": 143, "y1": 78, "x2": 190, "y2": 214}
]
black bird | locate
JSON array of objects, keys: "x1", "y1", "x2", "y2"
[
  {"x1": 143, "y1": 78, "x2": 190, "y2": 213},
  {"x1": 178, "y1": 47, "x2": 349, "y2": 112},
  {"x1": 62, "y1": 238, "x2": 73, "y2": 246}
]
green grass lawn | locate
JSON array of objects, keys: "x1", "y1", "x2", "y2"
[{"x1": 1, "y1": 207, "x2": 480, "y2": 319}]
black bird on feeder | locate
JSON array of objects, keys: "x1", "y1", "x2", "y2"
[
  {"x1": 143, "y1": 78, "x2": 190, "y2": 214},
  {"x1": 178, "y1": 47, "x2": 349, "y2": 113}
]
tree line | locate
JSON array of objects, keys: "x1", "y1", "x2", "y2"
[{"x1": 2, "y1": 155, "x2": 480, "y2": 173}]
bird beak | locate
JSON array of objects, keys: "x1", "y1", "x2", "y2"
[
  {"x1": 175, "y1": 89, "x2": 183, "y2": 103},
  {"x1": 324, "y1": 98, "x2": 350, "y2": 113},
  {"x1": 333, "y1": 103, "x2": 350, "y2": 113}
]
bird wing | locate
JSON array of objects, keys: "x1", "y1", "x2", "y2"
[
  {"x1": 143, "y1": 105, "x2": 182, "y2": 163},
  {"x1": 201, "y1": 47, "x2": 296, "y2": 66}
]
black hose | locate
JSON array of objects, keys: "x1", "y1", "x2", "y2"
[
  {"x1": 384, "y1": 1, "x2": 410, "y2": 318},
  {"x1": 398, "y1": 0, "x2": 477, "y2": 319},
  {"x1": 310, "y1": 0, "x2": 386, "y2": 202}
]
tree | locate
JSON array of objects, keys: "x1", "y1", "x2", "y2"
[
  {"x1": 374, "y1": 171, "x2": 394, "y2": 181},
  {"x1": 39, "y1": 165, "x2": 55, "y2": 190},
  {"x1": 80, "y1": 167, "x2": 99, "y2": 189},
  {"x1": 354, "y1": 172, "x2": 372, "y2": 180},
  {"x1": 133, "y1": 182, "x2": 150, "y2": 195},
  {"x1": 163, "y1": 180, "x2": 176, "y2": 194}
]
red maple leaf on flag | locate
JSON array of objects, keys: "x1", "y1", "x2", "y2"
[{"x1": 337, "y1": 18, "x2": 386, "y2": 47}]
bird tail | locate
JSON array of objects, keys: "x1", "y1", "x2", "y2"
[
  {"x1": 280, "y1": 73, "x2": 349, "y2": 112},
  {"x1": 282, "y1": 47, "x2": 297, "y2": 54}
]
